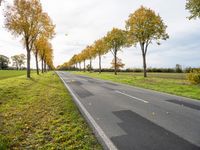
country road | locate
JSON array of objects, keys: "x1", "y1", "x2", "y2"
[{"x1": 57, "y1": 71, "x2": 200, "y2": 150}]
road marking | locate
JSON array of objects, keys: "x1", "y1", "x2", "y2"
[
  {"x1": 57, "y1": 72, "x2": 118, "y2": 150},
  {"x1": 115, "y1": 90, "x2": 149, "y2": 104}
]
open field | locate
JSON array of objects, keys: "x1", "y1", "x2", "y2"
[
  {"x1": 0, "y1": 71, "x2": 101, "y2": 149},
  {"x1": 116, "y1": 72, "x2": 186, "y2": 79},
  {"x1": 0, "y1": 70, "x2": 27, "y2": 80},
  {"x1": 72, "y1": 71, "x2": 200, "y2": 100}
]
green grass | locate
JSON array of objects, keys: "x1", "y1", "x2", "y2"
[
  {"x1": 72, "y1": 71, "x2": 200, "y2": 100},
  {"x1": 0, "y1": 70, "x2": 27, "y2": 80},
  {"x1": 0, "y1": 71, "x2": 101, "y2": 149}
]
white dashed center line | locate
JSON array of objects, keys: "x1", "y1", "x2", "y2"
[{"x1": 115, "y1": 90, "x2": 149, "y2": 103}]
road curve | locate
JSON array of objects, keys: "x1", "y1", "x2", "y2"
[{"x1": 57, "y1": 71, "x2": 200, "y2": 150}]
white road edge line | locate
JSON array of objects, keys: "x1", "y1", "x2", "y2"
[
  {"x1": 57, "y1": 72, "x2": 118, "y2": 150},
  {"x1": 115, "y1": 90, "x2": 149, "y2": 104}
]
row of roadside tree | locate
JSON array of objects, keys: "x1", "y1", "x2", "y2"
[
  {"x1": 59, "y1": 0, "x2": 200, "y2": 78},
  {"x1": 58, "y1": 6, "x2": 169, "y2": 77},
  {"x1": 3, "y1": 0, "x2": 55, "y2": 78}
]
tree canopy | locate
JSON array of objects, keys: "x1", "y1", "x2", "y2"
[{"x1": 186, "y1": 0, "x2": 200, "y2": 19}]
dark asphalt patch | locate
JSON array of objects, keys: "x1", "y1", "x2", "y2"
[
  {"x1": 68, "y1": 82, "x2": 93, "y2": 98},
  {"x1": 77, "y1": 76, "x2": 91, "y2": 80},
  {"x1": 104, "y1": 82, "x2": 119, "y2": 86},
  {"x1": 111, "y1": 110, "x2": 199, "y2": 150},
  {"x1": 101, "y1": 85, "x2": 115, "y2": 91},
  {"x1": 70, "y1": 81, "x2": 83, "y2": 86},
  {"x1": 166, "y1": 99, "x2": 200, "y2": 111},
  {"x1": 88, "y1": 80, "x2": 99, "y2": 84}
]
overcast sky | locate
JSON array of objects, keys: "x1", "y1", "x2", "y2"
[{"x1": 0, "y1": 0, "x2": 200, "y2": 69}]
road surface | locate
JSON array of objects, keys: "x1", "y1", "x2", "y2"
[{"x1": 57, "y1": 71, "x2": 200, "y2": 150}]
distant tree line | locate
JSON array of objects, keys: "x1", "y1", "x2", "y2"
[
  {"x1": 0, "y1": 54, "x2": 26, "y2": 70},
  {"x1": 0, "y1": 55, "x2": 9, "y2": 69},
  {"x1": 59, "y1": 64, "x2": 198, "y2": 74}
]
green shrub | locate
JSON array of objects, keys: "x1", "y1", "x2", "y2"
[{"x1": 187, "y1": 69, "x2": 200, "y2": 84}]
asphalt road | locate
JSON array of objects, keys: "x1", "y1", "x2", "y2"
[{"x1": 57, "y1": 71, "x2": 200, "y2": 150}]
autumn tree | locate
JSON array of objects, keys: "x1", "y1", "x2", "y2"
[
  {"x1": 34, "y1": 36, "x2": 54, "y2": 74},
  {"x1": 33, "y1": 13, "x2": 55, "y2": 75},
  {"x1": 85, "y1": 45, "x2": 96, "y2": 72},
  {"x1": 186, "y1": 0, "x2": 200, "y2": 20},
  {"x1": 76, "y1": 54, "x2": 82, "y2": 70},
  {"x1": 44, "y1": 46, "x2": 53, "y2": 71},
  {"x1": 105, "y1": 28, "x2": 127, "y2": 75},
  {"x1": 70, "y1": 54, "x2": 78, "y2": 69},
  {"x1": 126, "y1": 6, "x2": 169, "y2": 77},
  {"x1": 80, "y1": 49, "x2": 88, "y2": 72},
  {"x1": 33, "y1": 38, "x2": 42, "y2": 74},
  {"x1": 4, "y1": 0, "x2": 55, "y2": 78},
  {"x1": 38, "y1": 39, "x2": 52, "y2": 73},
  {"x1": 111, "y1": 57, "x2": 125, "y2": 70},
  {"x1": 94, "y1": 38, "x2": 108, "y2": 73}
]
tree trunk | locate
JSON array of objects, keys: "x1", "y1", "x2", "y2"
[
  {"x1": 90, "y1": 58, "x2": 92, "y2": 73},
  {"x1": 44, "y1": 60, "x2": 47, "y2": 72},
  {"x1": 142, "y1": 53, "x2": 147, "y2": 77},
  {"x1": 25, "y1": 37, "x2": 31, "y2": 78},
  {"x1": 140, "y1": 43, "x2": 147, "y2": 77},
  {"x1": 114, "y1": 50, "x2": 117, "y2": 75},
  {"x1": 41, "y1": 59, "x2": 44, "y2": 73},
  {"x1": 26, "y1": 50, "x2": 31, "y2": 78},
  {"x1": 35, "y1": 51, "x2": 39, "y2": 75},
  {"x1": 27, "y1": 50, "x2": 31, "y2": 78},
  {"x1": 99, "y1": 54, "x2": 101, "y2": 74},
  {"x1": 79, "y1": 62, "x2": 81, "y2": 70},
  {"x1": 84, "y1": 60, "x2": 86, "y2": 72}
]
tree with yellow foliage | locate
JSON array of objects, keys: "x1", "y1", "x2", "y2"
[
  {"x1": 85, "y1": 45, "x2": 96, "y2": 72},
  {"x1": 94, "y1": 38, "x2": 109, "y2": 73},
  {"x1": 105, "y1": 28, "x2": 127, "y2": 75},
  {"x1": 126, "y1": 6, "x2": 169, "y2": 77},
  {"x1": 44, "y1": 46, "x2": 54, "y2": 71},
  {"x1": 38, "y1": 38, "x2": 53, "y2": 73},
  {"x1": 80, "y1": 49, "x2": 89, "y2": 72},
  {"x1": 34, "y1": 36, "x2": 44, "y2": 74}
]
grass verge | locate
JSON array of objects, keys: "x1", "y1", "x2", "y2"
[
  {"x1": 0, "y1": 70, "x2": 27, "y2": 80},
  {"x1": 72, "y1": 71, "x2": 200, "y2": 100},
  {"x1": 0, "y1": 71, "x2": 101, "y2": 149}
]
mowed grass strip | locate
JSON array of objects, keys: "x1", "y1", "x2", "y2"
[
  {"x1": 73, "y1": 71, "x2": 200, "y2": 100},
  {"x1": 0, "y1": 70, "x2": 27, "y2": 80},
  {"x1": 0, "y1": 71, "x2": 102, "y2": 149}
]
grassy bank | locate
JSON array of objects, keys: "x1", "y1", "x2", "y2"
[
  {"x1": 0, "y1": 71, "x2": 101, "y2": 149},
  {"x1": 72, "y1": 71, "x2": 200, "y2": 100}
]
